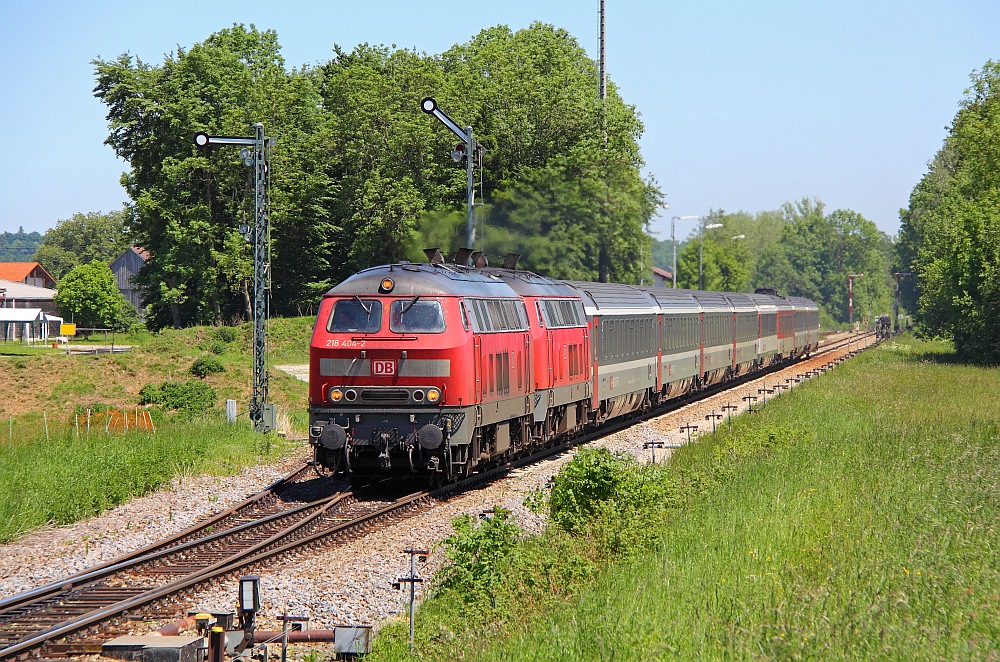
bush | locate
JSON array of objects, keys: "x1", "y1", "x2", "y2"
[
  {"x1": 549, "y1": 448, "x2": 634, "y2": 533},
  {"x1": 438, "y1": 506, "x2": 522, "y2": 607},
  {"x1": 190, "y1": 356, "x2": 225, "y2": 378},
  {"x1": 214, "y1": 326, "x2": 239, "y2": 343},
  {"x1": 139, "y1": 380, "x2": 217, "y2": 413}
]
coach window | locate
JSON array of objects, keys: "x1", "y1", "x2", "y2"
[
  {"x1": 329, "y1": 299, "x2": 382, "y2": 333},
  {"x1": 389, "y1": 300, "x2": 445, "y2": 333}
]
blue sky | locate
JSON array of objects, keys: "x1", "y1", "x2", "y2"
[{"x1": 2, "y1": 1, "x2": 997, "y2": 242}]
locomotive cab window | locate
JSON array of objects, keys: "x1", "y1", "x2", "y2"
[
  {"x1": 328, "y1": 298, "x2": 382, "y2": 333},
  {"x1": 389, "y1": 299, "x2": 446, "y2": 333}
]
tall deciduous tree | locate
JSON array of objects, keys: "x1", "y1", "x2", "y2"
[
  {"x1": 898, "y1": 61, "x2": 1000, "y2": 361},
  {"x1": 94, "y1": 25, "x2": 332, "y2": 328},
  {"x1": 752, "y1": 199, "x2": 892, "y2": 325}
]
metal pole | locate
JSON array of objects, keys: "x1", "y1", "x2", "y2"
[
  {"x1": 699, "y1": 221, "x2": 704, "y2": 290},
  {"x1": 848, "y1": 274, "x2": 864, "y2": 328},
  {"x1": 251, "y1": 123, "x2": 271, "y2": 432},
  {"x1": 598, "y1": 0, "x2": 606, "y2": 101},
  {"x1": 671, "y1": 216, "x2": 677, "y2": 289},
  {"x1": 466, "y1": 127, "x2": 476, "y2": 250},
  {"x1": 408, "y1": 552, "x2": 417, "y2": 649}
]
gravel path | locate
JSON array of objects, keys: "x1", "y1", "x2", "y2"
[{"x1": 1, "y1": 338, "x2": 869, "y2": 645}]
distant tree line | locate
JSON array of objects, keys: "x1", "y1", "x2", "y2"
[
  {"x1": 92, "y1": 23, "x2": 659, "y2": 330},
  {"x1": 0, "y1": 229, "x2": 43, "y2": 262},
  {"x1": 653, "y1": 199, "x2": 894, "y2": 327},
  {"x1": 895, "y1": 61, "x2": 1000, "y2": 363}
]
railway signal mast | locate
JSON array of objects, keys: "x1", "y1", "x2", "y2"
[
  {"x1": 194, "y1": 124, "x2": 277, "y2": 432},
  {"x1": 421, "y1": 97, "x2": 480, "y2": 255}
]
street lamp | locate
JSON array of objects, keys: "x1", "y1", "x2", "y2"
[
  {"x1": 700, "y1": 221, "x2": 724, "y2": 290},
  {"x1": 671, "y1": 215, "x2": 698, "y2": 289}
]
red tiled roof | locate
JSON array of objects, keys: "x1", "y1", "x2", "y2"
[{"x1": 0, "y1": 262, "x2": 41, "y2": 282}]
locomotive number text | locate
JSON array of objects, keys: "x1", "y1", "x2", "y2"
[{"x1": 325, "y1": 339, "x2": 367, "y2": 347}]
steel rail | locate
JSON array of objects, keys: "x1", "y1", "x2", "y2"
[
  {"x1": 0, "y1": 462, "x2": 314, "y2": 616},
  {"x1": 0, "y1": 331, "x2": 877, "y2": 660}
]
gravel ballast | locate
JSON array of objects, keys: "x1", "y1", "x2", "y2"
[{"x1": 1, "y1": 339, "x2": 867, "y2": 640}]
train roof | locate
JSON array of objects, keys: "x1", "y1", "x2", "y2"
[
  {"x1": 786, "y1": 296, "x2": 819, "y2": 312},
  {"x1": 563, "y1": 281, "x2": 658, "y2": 314},
  {"x1": 639, "y1": 287, "x2": 702, "y2": 313},
  {"x1": 325, "y1": 263, "x2": 518, "y2": 298},
  {"x1": 480, "y1": 268, "x2": 582, "y2": 298},
  {"x1": 724, "y1": 292, "x2": 758, "y2": 312}
]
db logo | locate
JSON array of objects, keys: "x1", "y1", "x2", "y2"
[{"x1": 373, "y1": 360, "x2": 396, "y2": 376}]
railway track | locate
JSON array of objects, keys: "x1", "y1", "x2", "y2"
[{"x1": 0, "y1": 331, "x2": 878, "y2": 659}]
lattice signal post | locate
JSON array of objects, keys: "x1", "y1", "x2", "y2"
[{"x1": 195, "y1": 124, "x2": 277, "y2": 432}]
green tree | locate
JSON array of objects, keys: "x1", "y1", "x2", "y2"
[
  {"x1": 0, "y1": 228, "x2": 43, "y2": 262},
  {"x1": 898, "y1": 61, "x2": 1000, "y2": 360},
  {"x1": 752, "y1": 199, "x2": 892, "y2": 325},
  {"x1": 32, "y1": 209, "x2": 131, "y2": 280},
  {"x1": 54, "y1": 260, "x2": 134, "y2": 330},
  {"x1": 94, "y1": 25, "x2": 333, "y2": 328}
]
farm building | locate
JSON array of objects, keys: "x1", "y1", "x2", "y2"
[
  {"x1": 110, "y1": 247, "x2": 148, "y2": 314},
  {"x1": 0, "y1": 278, "x2": 57, "y2": 316},
  {"x1": 0, "y1": 262, "x2": 56, "y2": 289}
]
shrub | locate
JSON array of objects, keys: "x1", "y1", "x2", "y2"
[
  {"x1": 190, "y1": 356, "x2": 225, "y2": 378},
  {"x1": 214, "y1": 326, "x2": 239, "y2": 343},
  {"x1": 549, "y1": 448, "x2": 633, "y2": 533},
  {"x1": 438, "y1": 506, "x2": 522, "y2": 607},
  {"x1": 139, "y1": 380, "x2": 216, "y2": 413}
]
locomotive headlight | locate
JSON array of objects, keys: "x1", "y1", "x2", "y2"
[
  {"x1": 412, "y1": 389, "x2": 425, "y2": 402},
  {"x1": 329, "y1": 388, "x2": 344, "y2": 403},
  {"x1": 345, "y1": 389, "x2": 358, "y2": 402},
  {"x1": 426, "y1": 388, "x2": 441, "y2": 404},
  {"x1": 379, "y1": 278, "x2": 395, "y2": 293}
]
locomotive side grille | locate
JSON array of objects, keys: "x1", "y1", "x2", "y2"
[{"x1": 360, "y1": 389, "x2": 409, "y2": 402}]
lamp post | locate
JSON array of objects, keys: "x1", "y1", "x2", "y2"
[
  {"x1": 671, "y1": 215, "x2": 698, "y2": 289},
  {"x1": 848, "y1": 273, "x2": 864, "y2": 327},
  {"x1": 700, "y1": 221, "x2": 724, "y2": 290}
]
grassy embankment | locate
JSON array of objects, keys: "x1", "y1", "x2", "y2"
[
  {"x1": 0, "y1": 317, "x2": 314, "y2": 543},
  {"x1": 370, "y1": 337, "x2": 999, "y2": 661}
]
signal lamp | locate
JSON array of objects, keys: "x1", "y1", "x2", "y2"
[
  {"x1": 379, "y1": 278, "x2": 395, "y2": 293},
  {"x1": 412, "y1": 389, "x2": 425, "y2": 402},
  {"x1": 329, "y1": 388, "x2": 344, "y2": 403},
  {"x1": 426, "y1": 388, "x2": 441, "y2": 404},
  {"x1": 345, "y1": 389, "x2": 358, "y2": 402}
]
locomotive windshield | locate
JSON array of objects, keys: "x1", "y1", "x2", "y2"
[
  {"x1": 328, "y1": 298, "x2": 382, "y2": 333},
  {"x1": 389, "y1": 299, "x2": 446, "y2": 333}
]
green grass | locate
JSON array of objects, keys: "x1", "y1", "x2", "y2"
[
  {"x1": 0, "y1": 413, "x2": 295, "y2": 543},
  {"x1": 369, "y1": 337, "x2": 999, "y2": 661},
  {"x1": 0, "y1": 316, "x2": 315, "y2": 543}
]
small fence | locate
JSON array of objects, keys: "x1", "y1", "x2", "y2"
[{"x1": 3, "y1": 408, "x2": 156, "y2": 448}]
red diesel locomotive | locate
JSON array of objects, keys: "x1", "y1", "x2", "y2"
[{"x1": 308, "y1": 257, "x2": 819, "y2": 482}]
